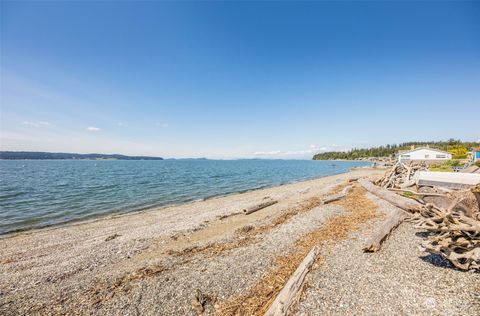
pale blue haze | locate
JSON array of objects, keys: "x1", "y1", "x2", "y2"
[
  {"x1": 0, "y1": 159, "x2": 368, "y2": 234},
  {"x1": 1, "y1": 2, "x2": 479, "y2": 158}
]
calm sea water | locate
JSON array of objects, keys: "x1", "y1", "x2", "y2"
[{"x1": 0, "y1": 159, "x2": 369, "y2": 234}]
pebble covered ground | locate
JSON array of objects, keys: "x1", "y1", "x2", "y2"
[
  {"x1": 2, "y1": 168, "x2": 479, "y2": 316},
  {"x1": 295, "y1": 194, "x2": 480, "y2": 316}
]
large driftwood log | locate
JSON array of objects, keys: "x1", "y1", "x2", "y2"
[
  {"x1": 243, "y1": 199, "x2": 278, "y2": 215},
  {"x1": 363, "y1": 209, "x2": 406, "y2": 252},
  {"x1": 322, "y1": 185, "x2": 353, "y2": 204},
  {"x1": 264, "y1": 246, "x2": 318, "y2": 316},
  {"x1": 358, "y1": 178, "x2": 421, "y2": 213}
]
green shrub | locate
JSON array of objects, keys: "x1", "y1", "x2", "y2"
[
  {"x1": 429, "y1": 160, "x2": 462, "y2": 172},
  {"x1": 449, "y1": 159, "x2": 462, "y2": 167},
  {"x1": 448, "y1": 147, "x2": 468, "y2": 159},
  {"x1": 475, "y1": 161, "x2": 480, "y2": 167}
]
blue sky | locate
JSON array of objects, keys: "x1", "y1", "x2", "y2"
[{"x1": 1, "y1": 1, "x2": 479, "y2": 159}]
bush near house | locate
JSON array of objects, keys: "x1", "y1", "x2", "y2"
[
  {"x1": 475, "y1": 161, "x2": 480, "y2": 168},
  {"x1": 447, "y1": 147, "x2": 468, "y2": 159},
  {"x1": 429, "y1": 160, "x2": 462, "y2": 172}
]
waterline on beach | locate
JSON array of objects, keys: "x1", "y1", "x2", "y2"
[{"x1": 0, "y1": 159, "x2": 369, "y2": 234}]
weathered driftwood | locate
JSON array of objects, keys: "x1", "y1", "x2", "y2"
[
  {"x1": 375, "y1": 162, "x2": 427, "y2": 189},
  {"x1": 472, "y1": 184, "x2": 480, "y2": 216},
  {"x1": 322, "y1": 185, "x2": 353, "y2": 204},
  {"x1": 361, "y1": 178, "x2": 480, "y2": 270},
  {"x1": 264, "y1": 246, "x2": 318, "y2": 316},
  {"x1": 363, "y1": 209, "x2": 406, "y2": 252},
  {"x1": 243, "y1": 199, "x2": 278, "y2": 215},
  {"x1": 358, "y1": 178, "x2": 421, "y2": 213},
  {"x1": 416, "y1": 201, "x2": 480, "y2": 270}
]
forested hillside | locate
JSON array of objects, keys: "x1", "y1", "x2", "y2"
[
  {"x1": 312, "y1": 139, "x2": 479, "y2": 160},
  {"x1": 0, "y1": 151, "x2": 163, "y2": 160}
]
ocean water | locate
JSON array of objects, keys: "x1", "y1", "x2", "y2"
[{"x1": 0, "y1": 159, "x2": 369, "y2": 235}]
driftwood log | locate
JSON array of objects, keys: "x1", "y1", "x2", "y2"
[
  {"x1": 243, "y1": 199, "x2": 278, "y2": 215},
  {"x1": 322, "y1": 185, "x2": 353, "y2": 204},
  {"x1": 264, "y1": 246, "x2": 318, "y2": 316},
  {"x1": 363, "y1": 209, "x2": 406, "y2": 252},
  {"x1": 358, "y1": 178, "x2": 421, "y2": 213}
]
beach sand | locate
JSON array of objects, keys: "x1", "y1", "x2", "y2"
[{"x1": 1, "y1": 167, "x2": 479, "y2": 315}]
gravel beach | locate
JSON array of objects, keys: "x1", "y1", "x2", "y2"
[{"x1": 1, "y1": 167, "x2": 478, "y2": 315}]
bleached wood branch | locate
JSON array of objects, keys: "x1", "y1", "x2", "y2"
[
  {"x1": 264, "y1": 246, "x2": 318, "y2": 316},
  {"x1": 243, "y1": 199, "x2": 278, "y2": 215}
]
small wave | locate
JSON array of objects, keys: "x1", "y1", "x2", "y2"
[
  {"x1": 0, "y1": 191, "x2": 27, "y2": 200},
  {"x1": 0, "y1": 159, "x2": 370, "y2": 234}
]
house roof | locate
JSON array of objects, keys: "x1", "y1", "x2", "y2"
[
  {"x1": 398, "y1": 147, "x2": 451, "y2": 156},
  {"x1": 472, "y1": 147, "x2": 480, "y2": 152}
]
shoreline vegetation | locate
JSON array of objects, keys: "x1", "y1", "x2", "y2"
[
  {"x1": 312, "y1": 139, "x2": 479, "y2": 160},
  {"x1": 1, "y1": 167, "x2": 478, "y2": 315}
]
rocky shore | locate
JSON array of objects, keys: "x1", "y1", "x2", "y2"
[{"x1": 1, "y1": 168, "x2": 478, "y2": 315}]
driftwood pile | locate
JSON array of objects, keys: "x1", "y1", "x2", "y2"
[
  {"x1": 360, "y1": 173, "x2": 480, "y2": 271},
  {"x1": 375, "y1": 162, "x2": 427, "y2": 189},
  {"x1": 416, "y1": 198, "x2": 480, "y2": 270}
]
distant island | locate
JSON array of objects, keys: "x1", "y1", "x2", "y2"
[
  {"x1": 313, "y1": 139, "x2": 479, "y2": 160},
  {"x1": 0, "y1": 151, "x2": 163, "y2": 160}
]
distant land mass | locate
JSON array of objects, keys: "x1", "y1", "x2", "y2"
[
  {"x1": 0, "y1": 151, "x2": 163, "y2": 160},
  {"x1": 313, "y1": 139, "x2": 479, "y2": 160}
]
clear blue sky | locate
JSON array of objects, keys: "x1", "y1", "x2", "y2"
[{"x1": 1, "y1": 1, "x2": 479, "y2": 158}]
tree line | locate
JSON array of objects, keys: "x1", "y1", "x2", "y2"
[
  {"x1": 0, "y1": 151, "x2": 164, "y2": 160},
  {"x1": 312, "y1": 139, "x2": 479, "y2": 160}
]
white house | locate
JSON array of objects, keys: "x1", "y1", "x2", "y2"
[{"x1": 397, "y1": 147, "x2": 452, "y2": 162}]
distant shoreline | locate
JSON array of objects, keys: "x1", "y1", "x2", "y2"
[{"x1": 0, "y1": 151, "x2": 163, "y2": 160}]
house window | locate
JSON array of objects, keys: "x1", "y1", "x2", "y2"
[
  {"x1": 436, "y1": 154, "x2": 446, "y2": 159},
  {"x1": 425, "y1": 154, "x2": 430, "y2": 159}
]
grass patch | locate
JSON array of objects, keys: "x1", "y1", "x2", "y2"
[
  {"x1": 402, "y1": 191, "x2": 414, "y2": 198},
  {"x1": 429, "y1": 164, "x2": 453, "y2": 172},
  {"x1": 429, "y1": 159, "x2": 462, "y2": 172}
]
